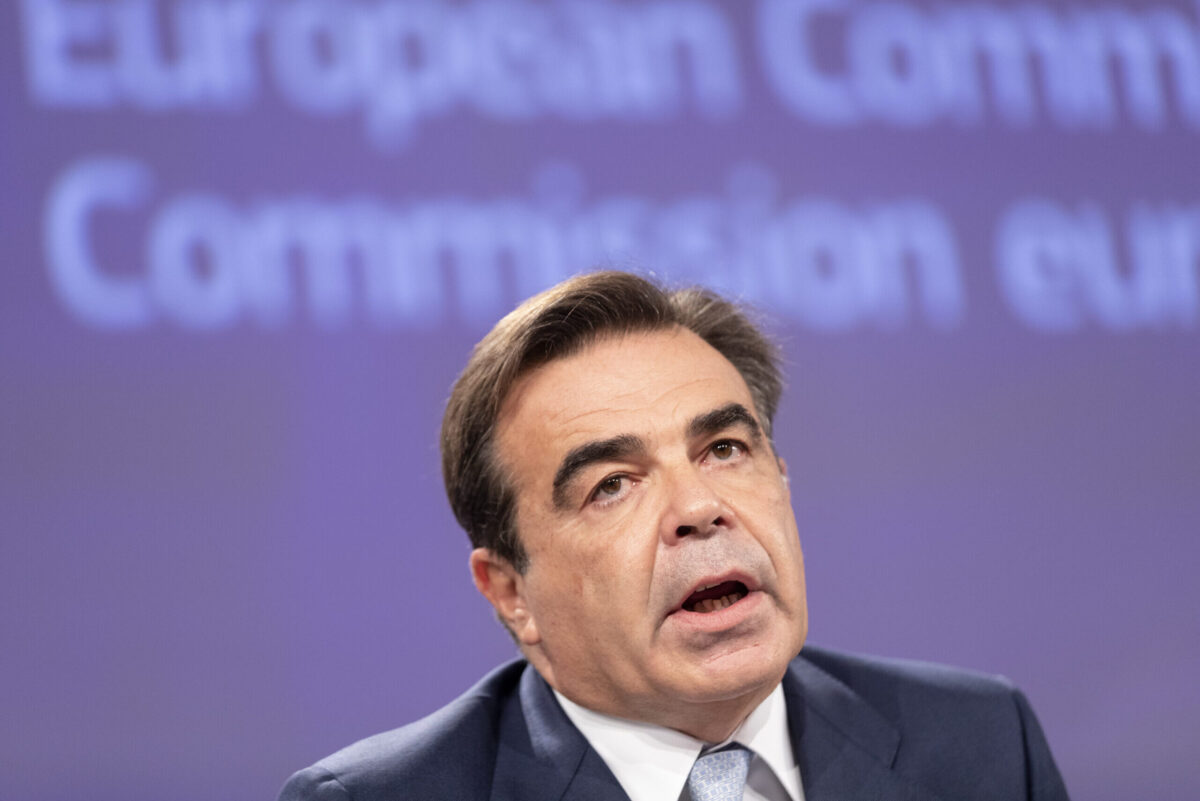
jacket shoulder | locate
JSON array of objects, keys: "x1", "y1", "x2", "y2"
[
  {"x1": 278, "y1": 659, "x2": 527, "y2": 801},
  {"x1": 795, "y1": 645, "x2": 1070, "y2": 800},
  {"x1": 800, "y1": 643, "x2": 1021, "y2": 708}
]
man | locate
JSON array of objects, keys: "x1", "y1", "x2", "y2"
[{"x1": 280, "y1": 271, "x2": 1070, "y2": 801}]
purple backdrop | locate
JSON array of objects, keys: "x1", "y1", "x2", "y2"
[{"x1": 3, "y1": 1, "x2": 1198, "y2": 800}]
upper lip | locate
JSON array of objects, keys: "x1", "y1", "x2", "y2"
[{"x1": 673, "y1": 571, "x2": 758, "y2": 613}]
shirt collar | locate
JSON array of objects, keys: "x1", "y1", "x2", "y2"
[{"x1": 553, "y1": 684, "x2": 799, "y2": 801}]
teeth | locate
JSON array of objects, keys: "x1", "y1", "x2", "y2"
[
  {"x1": 693, "y1": 593, "x2": 740, "y2": 614},
  {"x1": 694, "y1": 580, "x2": 741, "y2": 594}
]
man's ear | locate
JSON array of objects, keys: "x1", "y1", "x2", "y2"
[
  {"x1": 469, "y1": 548, "x2": 541, "y2": 646},
  {"x1": 778, "y1": 456, "x2": 790, "y2": 488}
]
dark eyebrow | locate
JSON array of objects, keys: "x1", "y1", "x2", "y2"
[
  {"x1": 552, "y1": 434, "x2": 646, "y2": 509},
  {"x1": 687, "y1": 403, "x2": 763, "y2": 443}
]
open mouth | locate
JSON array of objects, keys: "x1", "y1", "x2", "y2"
[{"x1": 681, "y1": 580, "x2": 749, "y2": 614}]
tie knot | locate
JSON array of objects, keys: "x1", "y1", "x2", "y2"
[{"x1": 687, "y1": 744, "x2": 753, "y2": 801}]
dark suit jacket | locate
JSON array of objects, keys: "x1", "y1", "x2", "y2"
[{"x1": 279, "y1": 645, "x2": 1069, "y2": 801}]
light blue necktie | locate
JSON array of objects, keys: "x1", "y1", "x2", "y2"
[{"x1": 687, "y1": 744, "x2": 753, "y2": 801}]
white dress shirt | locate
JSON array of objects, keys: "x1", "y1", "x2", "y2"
[{"x1": 554, "y1": 684, "x2": 805, "y2": 801}]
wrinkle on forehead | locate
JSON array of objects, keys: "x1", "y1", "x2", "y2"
[
  {"x1": 495, "y1": 328, "x2": 757, "y2": 509},
  {"x1": 548, "y1": 375, "x2": 730, "y2": 433},
  {"x1": 500, "y1": 327, "x2": 731, "y2": 416}
]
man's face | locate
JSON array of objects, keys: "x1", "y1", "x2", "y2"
[{"x1": 488, "y1": 327, "x2": 807, "y2": 729}]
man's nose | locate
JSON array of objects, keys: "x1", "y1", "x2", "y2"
[{"x1": 660, "y1": 464, "x2": 728, "y2": 544}]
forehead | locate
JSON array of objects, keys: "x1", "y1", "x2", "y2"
[{"x1": 496, "y1": 328, "x2": 756, "y2": 475}]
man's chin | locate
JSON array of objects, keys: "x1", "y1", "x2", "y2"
[{"x1": 657, "y1": 636, "x2": 793, "y2": 706}]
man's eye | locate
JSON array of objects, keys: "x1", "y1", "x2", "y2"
[
  {"x1": 593, "y1": 475, "x2": 625, "y2": 500},
  {"x1": 710, "y1": 440, "x2": 741, "y2": 460}
]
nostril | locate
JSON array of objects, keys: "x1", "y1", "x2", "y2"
[{"x1": 676, "y1": 525, "x2": 695, "y2": 537}]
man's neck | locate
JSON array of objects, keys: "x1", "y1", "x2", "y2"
[
  {"x1": 554, "y1": 683, "x2": 776, "y2": 743},
  {"x1": 526, "y1": 649, "x2": 785, "y2": 742},
  {"x1": 664, "y1": 691, "x2": 772, "y2": 743},
  {"x1": 554, "y1": 681, "x2": 806, "y2": 801}
]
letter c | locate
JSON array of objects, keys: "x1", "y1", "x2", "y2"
[
  {"x1": 758, "y1": 0, "x2": 860, "y2": 125},
  {"x1": 45, "y1": 157, "x2": 154, "y2": 328}
]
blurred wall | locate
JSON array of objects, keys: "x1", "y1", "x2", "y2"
[{"x1": 2, "y1": 1, "x2": 1198, "y2": 799}]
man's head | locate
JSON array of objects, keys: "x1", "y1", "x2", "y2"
[{"x1": 441, "y1": 271, "x2": 807, "y2": 740}]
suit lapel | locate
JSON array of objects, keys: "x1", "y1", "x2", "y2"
[
  {"x1": 491, "y1": 654, "x2": 948, "y2": 801},
  {"x1": 785, "y1": 656, "x2": 948, "y2": 801},
  {"x1": 489, "y1": 665, "x2": 631, "y2": 801}
]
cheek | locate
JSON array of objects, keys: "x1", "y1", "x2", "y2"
[
  {"x1": 530, "y1": 526, "x2": 637, "y2": 607},
  {"x1": 524, "y1": 565, "x2": 585, "y2": 637},
  {"x1": 730, "y1": 477, "x2": 800, "y2": 550},
  {"x1": 529, "y1": 498, "x2": 664, "y2": 616},
  {"x1": 728, "y1": 469, "x2": 789, "y2": 511}
]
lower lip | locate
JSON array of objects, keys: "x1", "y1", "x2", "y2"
[{"x1": 666, "y1": 589, "x2": 766, "y2": 633}]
